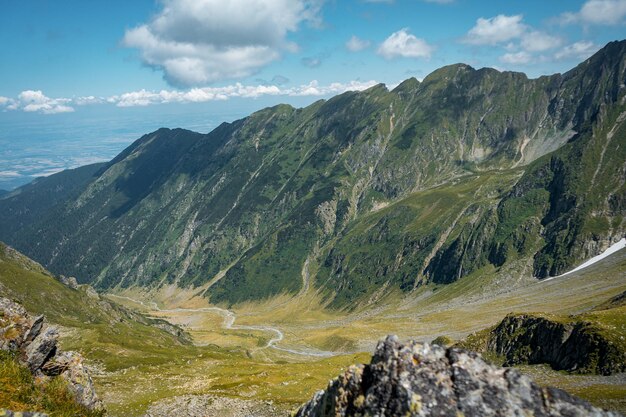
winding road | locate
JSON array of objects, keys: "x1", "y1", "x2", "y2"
[{"x1": 108, "y1": 294, "x2": 338, "y2": 357}]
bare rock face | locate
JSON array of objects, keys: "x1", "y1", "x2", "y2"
[
  {"x1": 55, "y1": 352, "x2": 102, "y2": 410},
  {"x1": 58, "y1": 275, "x2": 80, "y2": 290},
  {"x1": 0, "y1": 297, "x2": 103, "y2": 412},
  {"x1": 294, "y1": 335, "x2": 622, "y2": 417},
  {"x1": 23, "y1": 327, "x2": 58, "y2": 372},
  {"x1": 487, "y1": 313, "x2": 625, "y2": 375}
]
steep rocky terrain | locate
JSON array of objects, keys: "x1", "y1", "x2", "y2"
[
  {"x1": 294, "y1": 336, "x2": 622, "y2": 417},
  {"x1": 458, "y1": 296, "x2": 626, "y2": 376},
  {"x1": 0, "y1": 242, "x2": 193, "y2": 370},
  {"x1": 0, "y1": 42, "x2": 624, "y2": 307},
  {"x1": 0, "y1": 297, "x2": 103, "y2": 415},
  {"x1": 488, "y1": 313, "x2": 625, "y2": 375}
]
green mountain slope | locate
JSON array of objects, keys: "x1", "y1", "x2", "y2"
[
  {"x1": 0, "y1": 41, "x2": 625, "y2": 307},
  {"x1": 0, "y1": 242, "x2": 193, "y2": 370}
]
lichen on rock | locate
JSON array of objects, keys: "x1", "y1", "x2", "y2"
[
  {"x1": 0, "y1": 297, "x2": 103, "y2": 412},
  {"x1": 294, "y1": 335, "x2": 622, "y2": 417}
]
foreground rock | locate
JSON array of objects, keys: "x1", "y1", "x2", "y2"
[
  {"x1": 0, "y1": 297, "x2": 103, "y2": 411},
  {"x1": 295, "y1": 336, "x2": 622, "y2": 417}
]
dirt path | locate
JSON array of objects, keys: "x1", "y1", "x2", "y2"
[{"x1": 108, "y1": 294, "x2": 338, "y2": 357}]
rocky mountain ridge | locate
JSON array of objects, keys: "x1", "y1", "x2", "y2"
[
  {"x1": 488, "y1": 313, "x2": 625, "y2": 375},
  {"x1": 457, "y1": 290, "x2": 626, "y2": 376},
  {"x1": 0, "y1": 41, "x2": 624, "y2": 307}
]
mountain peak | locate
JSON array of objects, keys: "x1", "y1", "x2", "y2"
[
  {"x1": 391, "y1": 77, "x2": 420, "y2": 94},
  {"x1": 421, "y1": 63, "x2": 476, "y2": 84},
  {"x1": 0, "y1": 42, "x2": 625, "y2": 305}
]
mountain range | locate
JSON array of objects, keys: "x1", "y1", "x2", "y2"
[{"x1": 0, "y1": 40, "x2": 625, "y2": 308}]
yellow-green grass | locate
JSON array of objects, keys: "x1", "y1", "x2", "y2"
[
  {"x1": 98, "y1": 351, "x2": 370, "y2": 416},
  {"x1": 2, "y1": 240, "x2": 625, "y2": 416},
  {"x1": 94, "y1": 248, "x2": 625, "y2": 415},
  {"x1": 0, "y1": 248, "x2": 200, "y2": 373},
  {"x1": 0, "y1": 351, "x2": 105, "y2": 417},
  {"x1": 518, "y1": 364, "x2": 626, "y2": 414}
]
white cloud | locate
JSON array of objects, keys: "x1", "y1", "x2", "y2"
[
  {"x1": 554, "y1": 41, "x2": 599, "y2": 60},
  {"x1": 500, "y1": 51, "x2": 532, "y2": 65},
  {"x1": 0, "y1": 96, "x2": 8, "y2": 106},
  {"x1": 346, "y1": 35, "x2": 371, "y2": 52},
  {"x1": 520, "y1": 31, "x2": 562, "y2": 52},
  {"x1": 377, "y1": 29, "x2": 433, "y2": 59},
  {"x1": 112, "y1": 80, "x2": 379, "y2": 106},
  {"x1": 123, "y1": 0, "x2": 323, "y2": 87},
  {"x1": 285, "y1": 80, "x2": 378, "y2": 97},
  {"x1": 74, "y1": 96, "x2": 105, "y2": 105},
  {"x1": 0, "y1": 80, "x2": 378, "y2": 111},
  {"x1": 463, "y1": 15, "x2": 526, "y2": 45},
  {"x1": 3, "y1": 90, "x2": 75, "y2": 114},
  {"x1": 0, "y1": 171, "x2": 22, "y2": 179},
  {"x1": 114, "y1": 84, "x2": 280, "y2": 107},
  {"x1": 559, "y1": 0, "x2": 626, "y2": 25}
]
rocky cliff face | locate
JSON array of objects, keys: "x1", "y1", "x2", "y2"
[
  {"x1": 0, "y1": 42, "x2": 624, "y2": 307},
  {"x1": 487, "y1": 313, "x2": 625, "y2": 375},
  {"x1": 0, "y1": 297, "x2": 103, "y2": 411},
  {"x1": 295, "y1": 336, "x2": 622, "y2": 417}
]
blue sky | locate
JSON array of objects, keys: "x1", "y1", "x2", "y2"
[
  {"x1": 0, "y1": 0, "x2": 625, "y2": 189},
  {"x1": 1, "y1": 0, "x2": 625, "y2": 111}
]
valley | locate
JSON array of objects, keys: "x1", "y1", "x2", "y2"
[
  {"x1": 1, "y1": 39, "x2": 625, "y2": 417},
  {"x1": 6, "y1": 235, "x2": 623, "y2": 415},
  {"x1": 99, "y1": 242, "x2": 625, "y2": 415}
]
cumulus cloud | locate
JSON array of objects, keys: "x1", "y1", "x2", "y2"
[
  {"x1": 463, "y1": 15, "x2": 563, "y2": 67},
  {"x1": 463, "y1": 15, "x2": 526, "y2": 45},
  {"x1": 559, "y1": 0, "x2": 626, "y2": 25},
  {"x1": 554, "y1": 41, "x2": 599, "y2": 60},
  {"x1": 0, "y1": 171, "x2": 22, "y2": 179},
  {"x1": 0, "y1": 80, "x2": 379, "y2": 112},
  {"x1": 346, "y1": 35, "x2": 371, "y2": 52},
  {"x1": 111, "y1": 80, "x2": 379, "y2": 107},
  {"x1": 113, "y1": 84, "x2": 279, "y2": 107},
  {"x1": 74, "y1": 96, "x2": 106, "y2": 105},
  {"x1": 286, "y1": 80, "x2": 378, "y2": 97},
  {"x1": 520, "y1": 31, "x2": 562, "y2": 52},
  {"x1": 377, "y1": 29, "x2": 433, "y2": 59},
  {"x1": 123, "y1": 0, "x2": 323, "y2": 87},
  {"x1": 500, "y1": 51, "x2": 532, "y2": 65},
  {"x1": 1, "y1": 90, "x2": 74, "y2": 114}
]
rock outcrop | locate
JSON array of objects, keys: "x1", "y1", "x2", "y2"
[
  {"x1": 294, "y1": 336, "x2": 622, "y2": 417},
  {"x1": 487, "y1": 313, "x2": 625, "y2": 375},
  {"x1": 0, "y1": 297, "x2": 103, "y2": 411}
]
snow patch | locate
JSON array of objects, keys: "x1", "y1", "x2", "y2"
[{"x1": 543, "y1": 238, "x2": 626, "y2": 282}]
